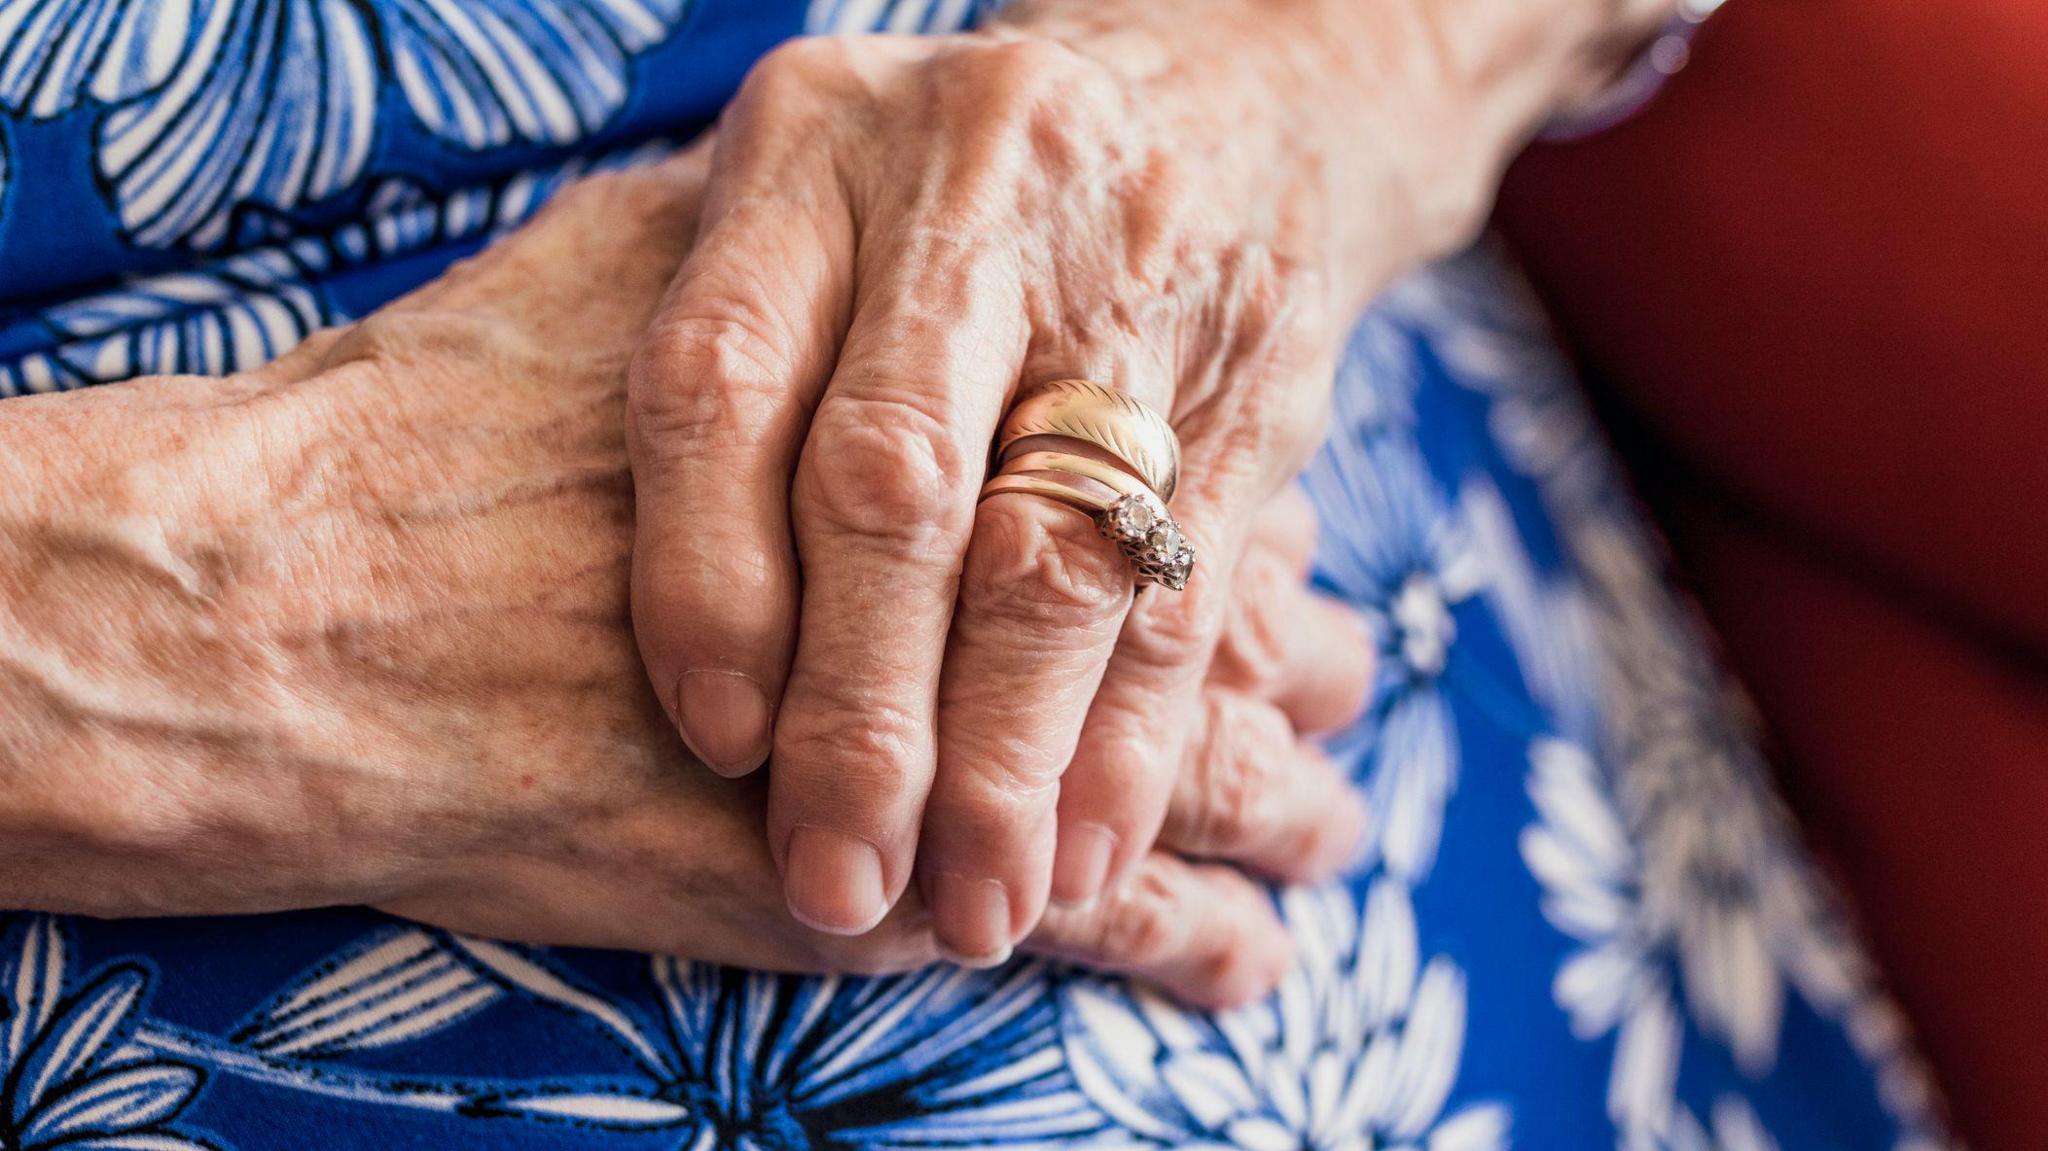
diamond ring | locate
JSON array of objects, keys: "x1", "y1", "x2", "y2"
[
  {"x1": 979, "y1": 382, "x2": 1192, "y2": 591},
  {"x1": 1098, "y1": 490, "x2": 1195, "y2": 592}
]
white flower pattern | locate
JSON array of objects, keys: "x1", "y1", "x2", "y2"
[
  {"x1": 1303, "y1": 366, "x2": 1485, "y2": 882},
  {"x1": 0, "y1": 141, "x2": 666, "y2": 396},
  {"x1": 0, "y1": 234, "x2": 1959, "y2": 1149},
  {"x1": 1061, "y1": 881, "x2": 1508, "y2": 1151},
  {"x1": 0, "y1": 0, "x2": 689, "y2": 251},
  {"x1": 0, "y1": 918, "x2": 215, "y2": 1151},
  {"x1": 1362, "y1": 248, "x2": 1955, "y2": 1149},
  {"x1": 1625, "y1": 1099, "x2": 1781, "y2": 1151},
  {"x1": 0, "y1": 2, "x2": 1958, "y2": 1145}
]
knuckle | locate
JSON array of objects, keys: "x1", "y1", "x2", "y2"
[
  {"x1": 636, "y1": 538, "x2": 789, "y2": 646},
  {"x1": 949, "y1": 36, "x2": 1098, "y2": 111},
  {"x1": 1273, "y1": 378, "x2": 1335, "y2": 474},
  {"x1": 774, "y1": 691, "x2": 925, "y2": 784},
  {"x1": 1213, "y1": 553, "x2": 1293, "y2": 695},
  {"x1": 1185, "y1": 698, "x2": 1291, "y2": 851},
  {"x1": 962, "y1": 500, "x2": 1130, "y2": 630},
  {"x1": 1118, "y1": 582, "x2": 1226, "y2": 674},
  {"x1": 1089, "y1": 868, "x2": 1187, "y2": 970},
  {"x1": 1270, "y1": 483, "x2": 1319, "y2": 532},
  {"x1": 1229, "y1": 247, "x2": 1331, "y2": 349},
  {"x1": 740, "y1": 37, "x2": 846, "y2": 112},
  {"x1": 967, "y1": 735, "x2": 1070, "y2": 810},
  {"x1": 627, "y1": 315, "x2": 795, "y2": 460},
  {"x1": 1205, "y1": 254, "x2": 1339, "y2": 474},
  {"x1": 860, "y1": 227, "x2": 1022, "y2": 337},
  {"x1": 795, "y1": 394, "x2": 973, "y2": 547},
  {"x1": 932, "y1": 37, "x2": 1126, "y2": 186},
  {"x1": 1270, "y1": 384, "x2": 1334, "y2": 477}
]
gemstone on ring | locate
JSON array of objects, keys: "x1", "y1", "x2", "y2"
[{"x1": 1098, "y1": 493, "x2": 1196, "y2": 591}]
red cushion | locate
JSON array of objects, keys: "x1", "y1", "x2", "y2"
[
  {"x1": 1495, "y1": 2, "x2": 2048, "y2": 1145},
  {"x1": 1503, "y1": 0, "x2": 2048, "y2": 646},
  {"x1": 1661, "y1": 487, "x2": 2048, "y2": 1148}
]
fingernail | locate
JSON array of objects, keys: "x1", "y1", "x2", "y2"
[
  {"x1": 1051, "y1": 823, "x2": 1119, "y2": 909},
  {"x1": 930, "y1": 873, "x2": 1015, "y2": 968},
  {"x1": 676, "y1": 670, "x2": 772, "y2": 777},
  {"x1": 784, "y1": 826, "x2": 889, "y2": 936}
]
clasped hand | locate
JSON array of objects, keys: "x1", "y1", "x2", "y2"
[
  {"x1": 1, "y1": 140, "x2": 1369, "y2": 1008},
  {"x1": 626, "y1": 30, "x2": 1374, "y2": 972}
]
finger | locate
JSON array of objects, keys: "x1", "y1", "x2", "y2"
[
  {"x1": 768, "y1": 223, "x2": 1030, "y2": 936},
  {"x1": 1246, "y1": 484, "x2": 1320, "y2": 577},
  {"x1": 1158, "y1": 693, "x2": 1367, "y2": 883},
  {"x1": 1210, "y1": 545, "x2": 1375, "y2": 735},
  {"x1": 1046, "y1": 447, "x2": 1250, "y2": 910},
  {"x1": 916, "y1": 488, "x2": 1136, "y2": 965},
  {"x1": 1028, "y1": 852, "x2": 1293, "y2": 1011},
  {"x1": 916, "y1": 337, "x2": 1181, "y2": 961},
  {"x1": 627, "y1": 61, "x2": 856, "y2": 777}
]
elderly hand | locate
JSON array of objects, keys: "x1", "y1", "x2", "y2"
[
  {"x1": 622, "y1": 5, "x2": 1479, "y2": 962},
  {"x1": 0, "y1": 148, "x2": 1369, "y2": 1006}
]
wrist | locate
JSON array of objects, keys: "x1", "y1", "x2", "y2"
[
  {"x1": 998, "y1": 0, "x2": 1674, "y2": 307},
  {"x1": 0, "y1": 380, "x2": 403, "y2": 914}
]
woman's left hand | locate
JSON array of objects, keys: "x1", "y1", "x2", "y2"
[{"x1": 624, "y1": 15, "x2": 1441, "y2": 963}]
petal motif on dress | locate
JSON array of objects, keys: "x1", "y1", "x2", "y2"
[
  {"x1": 18, "y1": 1063, "x2": 201, "y2": 1146},
  {"x1": 382, "y1": 0, "x2": 689, "y2": 149},
  {"x1": 0, "y1": 0, "x2": 191, "y2": 117},
  {"x1": 231, "y1": 928, "x2": 502, "y2": 1059},
  {"x1": 88, "y1": 0, "x2": 687, "y2": 250},
  {"x1": 449, "y1": 937, "x2": 671, "y2": 1075},
  {"x1": 41, "y1": 1134, "x2": 222, "y2": 1151},
  {"x1": 1, "y1": 917, "x2": 67, "y2": 1076},
  {"x1": 12, "y1": 967, "x2": 150, "y2": 1126},
  {"x1": 466, "y1": 1089, "x2": 692, "y2": 1128},
  {"x1": 1062, "y1": 882, "x2": 1509, "y2": 1151},
  {"x1": 0, "y1": 918, "x2": 214, "y2": 1151},
  {"x1": 98, "y1": 0, "x2": 377, "y2": 250},
  {"x1": 1395, "y1": 246, "x2": 1958, "y2": 1148},
  {"x1": 1304, "y1": 386, "x2": 1481, "y2": 883},
  {"x1": 804, "y1": 0, "x2": 987, "y2": 35},
  {"x1": 32, "y1": 245, "x2": 332, "y2": 382}
]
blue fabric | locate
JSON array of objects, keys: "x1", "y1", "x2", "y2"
[{"x1": 0, "y1": 3, "x2": 1953, "y2": 1149}]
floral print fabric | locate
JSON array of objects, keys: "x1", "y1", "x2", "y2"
[{"x1": 0, "y1": 1, "x2": 1954, "y2": 1148}]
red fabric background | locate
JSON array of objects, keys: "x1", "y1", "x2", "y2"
[{"x1": 1495, "y1": 2, "x2": 2048, "y2": 1145}]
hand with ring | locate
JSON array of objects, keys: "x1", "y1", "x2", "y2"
[{"x1": 625, "y1": 4, "x2": 1488, "y2": 974}]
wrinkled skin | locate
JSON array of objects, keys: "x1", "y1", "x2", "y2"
[
  {"x1": 623, "y1": 0, "x2": 1669, "y2": 964},
  {"x1": 627, "y1": 28, "x2": 1389, "y2": 967},
  {"x1": 0, "y1": 148, "x2": 1373, "y2": 1007}
]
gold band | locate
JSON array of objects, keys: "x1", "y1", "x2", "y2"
[
  {"x1": 979, "y1": 382, "x2": 1194, "y2": 591},
  {"x1": 977, "y1": 472, "x2": 1117, "y2": 516},
  {"x1": 1001, "y1": 449, "x2": 1154, "y2": 502},
  {"x1": 996, "y1": 379, "x2": 1181, "y2": 502},
  {"x1": 977, "y1": 452, "x2": 1194, "y2": 591}
]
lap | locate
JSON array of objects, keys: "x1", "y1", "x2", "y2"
[{"x1": 0, "y1": 248, "x2": 1944, "y2": 1151}]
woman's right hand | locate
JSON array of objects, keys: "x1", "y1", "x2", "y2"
[{"x1": 0, "y1": 150, "x2": 1369, "y2": 1006}]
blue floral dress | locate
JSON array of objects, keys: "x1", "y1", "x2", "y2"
[{"x1": 0, "y1": 2, "x2": 1955, "y2": 1149}]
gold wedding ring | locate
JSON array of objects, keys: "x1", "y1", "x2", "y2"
[
  {"x1": 1001, "y1": 449, "x2": 1156, "y2": 501},
  {"x1": 979, "y1": 380, "x2": 1194, "y2": 591},
  {"x1": 996, "y1": 379, "x2": 1181, "y2": 502}
]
